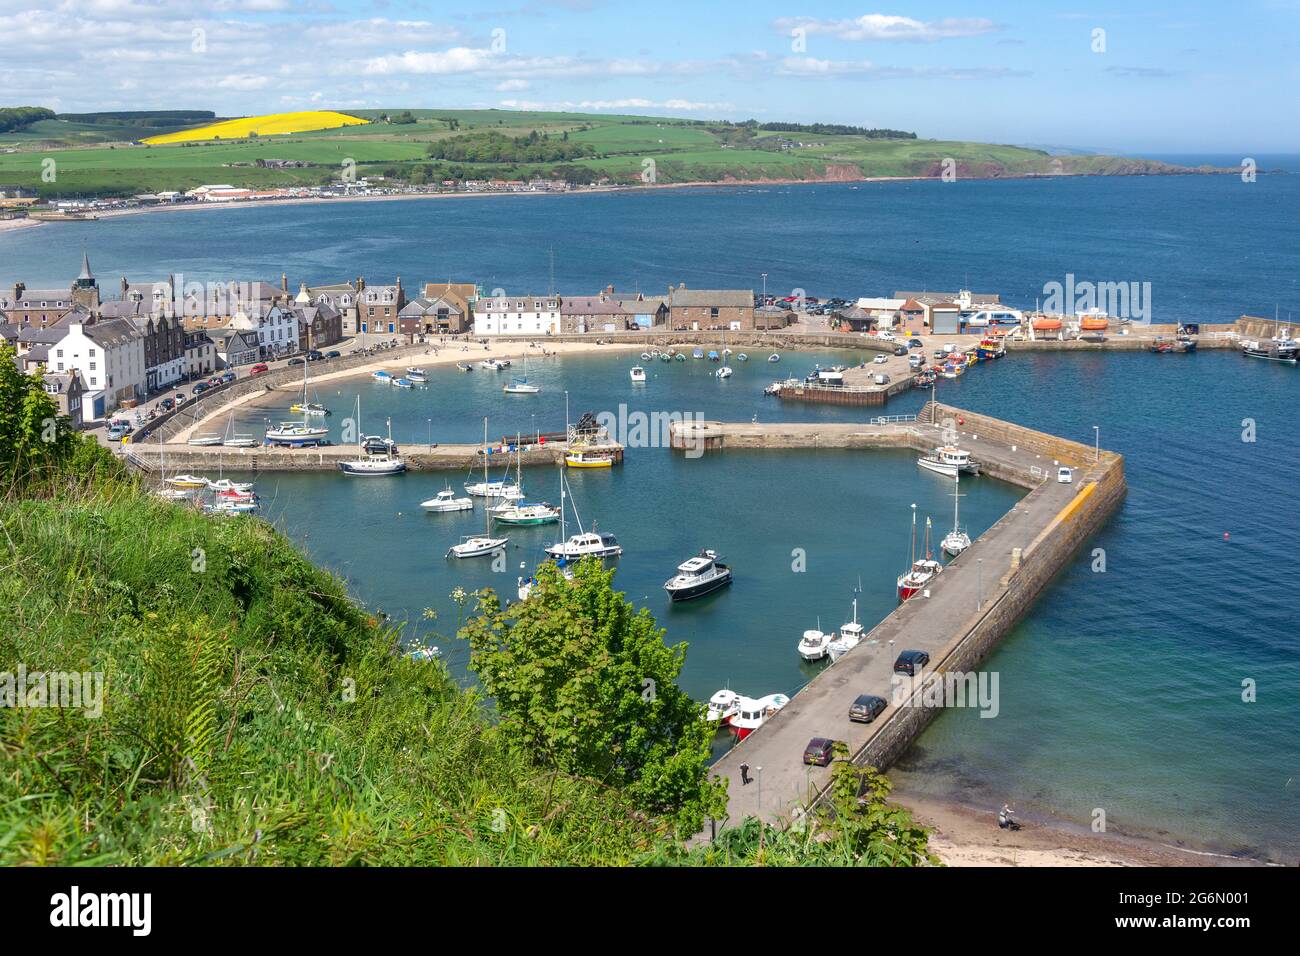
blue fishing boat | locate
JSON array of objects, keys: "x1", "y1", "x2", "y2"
[
  {"x1": 692, "y1": 348, "x2": 704, "y2": 359},
  {"x1": 707, "y1": 350, "x2": 720, "y2": 361}
]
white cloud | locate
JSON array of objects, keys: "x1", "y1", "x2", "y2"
[
  {"x1": 776, "y1": 14, "x2": 998, "y2": 42},
  {"x1": 495, "y1": 78, "x2": 530, "y2": 92}
]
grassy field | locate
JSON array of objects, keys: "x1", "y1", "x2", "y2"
[
  {"x1": 142, "y1": 110, "x2": 368, "y2": 145},
  {"x1": 0, "y1": 107, "x2": 1199, "y2": 197}
]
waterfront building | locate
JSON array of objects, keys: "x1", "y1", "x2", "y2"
[
  {"x1": 399, "y1": 295, "x2": 470, "y2": 335},
  {"x1": 893, "y1": 289, "x2": 1001, "y2": 334},
  {"x1": 211, "y1": 328, "x2": 261, "y2": 368},
  {"x1": 47, "y1": 319, "x2": 145, "y2": 420},
  {"x1": 753, "y1": 303, "x2": 796, "y2": 330},
  {"x1": 307, "y1": 280, "x2": 360, "y2": 336},
  {"x1": 41, "y1": 371, "x2": 86, "y2": 430},
  {"x1": 288, "y1": 286, "x2": 343, "y2": 349},
  {"x1": 184, "y1": 331, "x2": 216, "y2": 378},
  {"x1": 99, "y1": 299, "x2": 185, "y2": 392},
  {"x1": 667, "y1": 284, "x2": 755, "y2": 331},
  {"x1": 1, "y1": 253, "x2": 101, "y2": 327},
  {"x1": 560, "y1": 295, "x2": 628, "y2": 333},
  {"x1": 357, "y1": 279, "x2": 406, "y2": 335},
  {"x1": 474, "y1": 295, "x2": 561, "y2": 336}
]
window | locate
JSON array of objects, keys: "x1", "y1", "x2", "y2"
[
  {"x1": 89, "y1": 362, "x2": 96, "y2": 371},
  {"x1": 56, "y1": 349, "x2": 63, "y2": 358}
]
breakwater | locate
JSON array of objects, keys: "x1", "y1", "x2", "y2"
[{"x1": 690, "y1": 402, "x2": 1125, "y2": 834}]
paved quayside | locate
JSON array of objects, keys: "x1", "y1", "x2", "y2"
[{"x1": 671, "y1": 402, "x2": 1128, "y2": 836}]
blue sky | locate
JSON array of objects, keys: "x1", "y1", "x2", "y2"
[{"x1": 1, "y1": 1, "x2": 1297, "y2": 151}]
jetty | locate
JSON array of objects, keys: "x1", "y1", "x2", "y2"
[{"x1": 675, "y1": 402, "x2": 1126, "y2": 836}]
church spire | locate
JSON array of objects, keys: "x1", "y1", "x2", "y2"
[{"x1": 78, "y1": 250, "x2": 93, "y2": 282}]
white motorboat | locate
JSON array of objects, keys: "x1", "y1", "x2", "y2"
[
  {"x1": 207, "y1": 478, "x2": 254, "y2": 494},
  {"x1": 897, "y1": 506, "x2": 943, "y2": 601},
  {"x1": 737, "y1": 353, "x2": 748, "y2": 362},
  {"x1": 391, "y1": 378, "x2": 415, "y2": 389},
  {"x1": 545, "y1": 531, "x2": 622, "y2": 560},
  {"x1": 826, "y1": 586, "x2": 866, "y2": 662},
  {"x1": 206, "y1": 496, "x2": 258, "y2": 515},
  {"x1": 406, "y1": 367, "x2": 427, "y2": 383},
  {"x1": 917, "y1": 444, "x2": 980, "y2": 478},
  {"x1": 542, "y1": 464, "x2": 622, "y2": 559},
  {"x1": 447, "y1": 535, "x2": 509, "y2": 558},
  {"x1": 704, "y1": 689, "x2": 741, "y2": 727},
  {"x1": 155, "y1": 487, "x2": 196, "y2": 501},
  {"x1": 449, "y1": 418, "x2": 510, "y2": 559},
  {"x1": 716, "y1": 366, "x2": 733, "y2": 379},
  {"x1": 730, "y1": 693, "x2": 790, "y2": 739},
  {"x1": 338, "y1": 400, "x2": 405, "y2": 476},
  {"x1": 265, "y1": 421, "x2": 328, "y2": 445},
  {"x1": 768, "y1": 353, "x2": 781, "y2": 363},
  {"x1": 797, "y1": 626, "x2": 831, "y2": 662},
  {"x1": 421, "y1": 487, "x2": 474, "y2": 512},
  {"x1": 480, "y1": 358, "x2": 511, "y2": 371},
  {"x1": 166, "y1": 474, "x2": 209, "y2": 489},
  {"x1": 492, "y1": 501, "x2": 560, "y2": 526},
  {"x1": 629, "y1": 366, "x2": 647, "y2": 384},
  {"x1": 465, "y1": 479, "x2": 522, "y2": 498},
  {"x1": 664, "y1": 549, "x2": 732, "y2": 601},
  {"x1": 941, "y1": 474, "x2": 971, "y2": 557}
]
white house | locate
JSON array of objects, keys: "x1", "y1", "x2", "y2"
[
  {"x1": 473, "y1": 295, "x2": 561, "y2": 336},
  {"x1": 243, "y1": 306, "x2": 299, "y2": 358},
  {"x1": 48, "y1": 320, "x2": 145, "y2": 421}
]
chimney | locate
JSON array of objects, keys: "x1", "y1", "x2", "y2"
[
  {"x1": 357, "y1": 276, "x2": 365, "y2": 292},
  {"x1": 120, "y1": 276, "x2": 128, "y2": 296},
  {"x1": 281, "y1": 272, "x2": 288, "y2": 293}
]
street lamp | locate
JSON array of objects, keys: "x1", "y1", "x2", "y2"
[
  {"x1": 427, "y1": 417, "x2": 432, "y2": 452},
  {"x1": 977, "y1": 557, "x2": 983, "y2": 610},
  {"x1": 1093, "y1": 425, "x2": 1100, "y2": 463}
]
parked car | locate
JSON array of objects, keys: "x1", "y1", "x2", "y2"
[
  {"x1": 325, "y1": 350, "x2": 341, "y2": 359},
  {"x1": 106, "y1": 424, "x2": 127, "y2": 442},
  {"x1": 363, "y1": 436, "x2": 398, "y2": 455},
  {"x1": 220, "y1": 371, "x2": 237, "y2": 383},
  {"x1": 158, "y1": 398, "x2": 174, "y2": 412},
  {"x1": 287, "y1": 357, "x2": 305, "y2": 366},
  {"x1": 892, "y1": 345, "x2": 908, "y2": 356},
  {"x1": 874, "y1": 372, "x2": 891, "y2": 385},
  {"x1": 803, "y1": 737, "x2": 838, "y2": 767},
  {"x1": 173, "y1": 391, "x2": 187, "y2": 403},
  {"x1": 250, "y1": 363, "x2": 269, "y2": 376},
  {"x1": 192, "y1": 383, "x2": 209, "y2": 395},
  {"x1": 1057, "y1": 467, "x2": 1074, "y2": 484},
  {"x1": 909, "y1": 354, "x2": 925, "y2": 370},
  {"x1": 908, "y1": 338, "x2": 924, "y2": 349},
  {"x1": 893, "y1": 649, "x2": 930, "y2": 676},
  {"x1": 306, "y1": 350, "x2": 324, "y2": 362},
  {"x1": 873, "y1": 354, "x2": 888, "y2": 365},
  {"x1": 877, "y1": 330, "x2": 896, "y2": 341},
  {"x1": 849, "y1": 694, "x2": 888, "y2": 723}
]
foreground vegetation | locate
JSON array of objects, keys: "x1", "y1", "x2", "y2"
[
  {"x1": 0, "y1": 344, "x2": 937, "y2": 866},
  {"x1": 0, "y1": 106, "x2": 1209, "y2": 197}
]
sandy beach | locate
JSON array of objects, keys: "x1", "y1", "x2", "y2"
[
  {"x1": 894, "y1": 791, "x2": 1267, "y2": 867},
  {"x1": 0, "y1": 217, "x2": 43, "y2": 233},
  {"x1": 171, "y1": 338, "x2": 641, "y2": 442}
]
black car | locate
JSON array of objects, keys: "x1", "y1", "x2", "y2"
[
  {"x1": 908, "y1": 338, "x2": 924, "y2": 349},
  {"x1": 192, "y1": 382, "x2": 209, "y2": 395},
  {"x1": 325, "y1": 350, "x2": 341, "y2": 359},
  {"x1": 893, "y1": 650, "x2": 930, "y2": 676},
  {"x1": 892, "y1": 345, "x2": 908, "y2": 356},
  {"x1": 306, "y1": 350, "x2": 324, "y2": 361},
  {"x1": 288, "y1": 357, "x2": 305, "y2": 366},
  {"x1": 803, "y1": 737, "x2": 837, "y2": 767},
  {"x1": 158, "y1": 398, "x2": 174, "y2": 412},
  {"x1": 849, "y1": 694, "x2": 888, "y2": 723}
]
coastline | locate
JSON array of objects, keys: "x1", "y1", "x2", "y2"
[
  {"x1": 170, "y1": 338, "x2": 641, "y2": 442},
  {"x1": 893, "y1": 790, "x2": 1270, "y2": 868}
]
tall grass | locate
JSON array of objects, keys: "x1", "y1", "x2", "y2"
[{"x1": 0, "y1": 485, "x2": 661, "y2": 865}]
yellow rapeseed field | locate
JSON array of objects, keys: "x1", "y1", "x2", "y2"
[{"x1": 142, "y1": 110, "x2": 367, "y2": 145}]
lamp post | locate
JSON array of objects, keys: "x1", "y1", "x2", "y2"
[
  {"x1": 427, "y1": 417, "x2": 432, "y2": 452},
  {"x1": 1093, "y1": 425, "x2": 1100, "y2": 463},
  {"x1": 977, "y1": 557, "x2": 983, "y2": 610}
]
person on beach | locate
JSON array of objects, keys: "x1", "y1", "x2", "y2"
[
  {"x1": 998, "y1": 804, "x2": 1017, "y2": 829},
  {"x1": 740, "y1": 763, "x2": 751, "y2": 786}
]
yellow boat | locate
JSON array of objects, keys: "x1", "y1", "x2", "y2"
[{"x1": 564, "y1": 450, "x2": 615, "y2": 468}]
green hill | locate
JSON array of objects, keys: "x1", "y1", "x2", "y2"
[{"x1": 0, "y1": 107, "x2": 1212, "y2": 197}]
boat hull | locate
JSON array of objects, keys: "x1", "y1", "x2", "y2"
[
  {"x1": 917, "y1": 457, "x2": 959, "y2": 478},
  {"x1": 665, "y1": 572, "x2": 732, "y2": 602}
]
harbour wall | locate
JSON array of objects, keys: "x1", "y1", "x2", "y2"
[
  {"x1": 693, "y1": 403, "x2": 1126, "y2": 834},
  {"x1": 825, "y1": 451, "x2": 1126, "y2": 789}
]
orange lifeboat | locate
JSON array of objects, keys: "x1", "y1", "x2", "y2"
[
  {"x1": 1079, "y1": 315, "x2": 1109, "y2": 332},
  {"x1": 1032, "y1": 317, "x2": 1063, "y2": 331}
]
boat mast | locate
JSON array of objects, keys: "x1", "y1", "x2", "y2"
[
  {"x1": 482, "y1": 417, "x2": 491, "y2": 537},
  {"x1": 909, "y1": 502, "x2": 917, "y2": 568},
  {"x1": 952, "y1": 473, "x2": 961, "y2": 534}
]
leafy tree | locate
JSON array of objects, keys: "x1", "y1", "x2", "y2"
[{"x1": 462, "y1": 559, "x2": 726, "y2": 835}]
